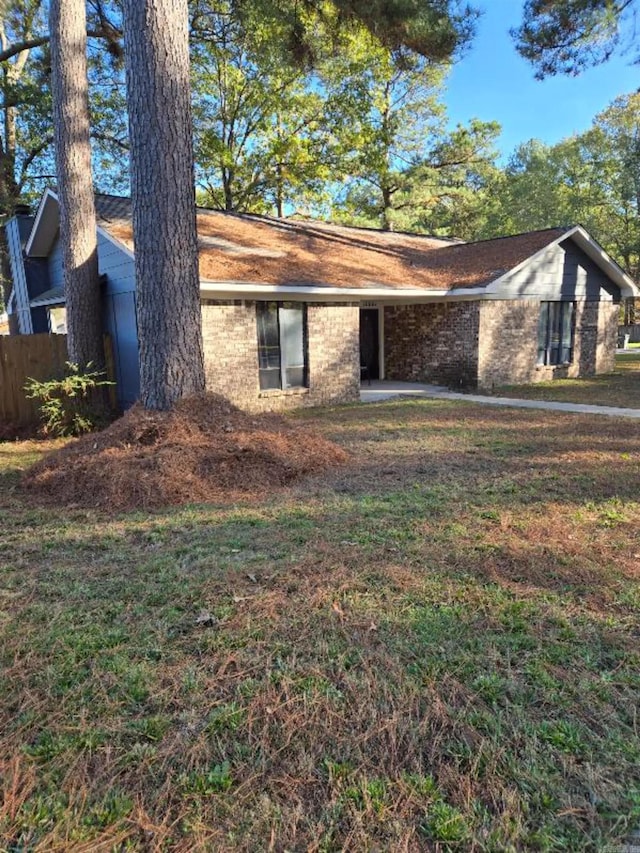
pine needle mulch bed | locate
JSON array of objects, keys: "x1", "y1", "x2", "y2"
[
  {"x1": 1, "y1": 398, "x2": 640, "y2": 851},
  {"x1": 491, "y1": 351, "x2": 640, "y2": 409},
  {"x1": 21, "y1": 394, "x2": 348, "y2": 511}
]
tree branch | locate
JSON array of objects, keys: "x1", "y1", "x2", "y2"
[
  {"x1": 91, "y1": 131, "x2": 129, "y2": 151},
  {"x1": 0, "y1": 35, "x2": 48, "y2": 63},
  {"x1": 0, "y1": 27, "x2": 120, "y2": 64},
  {"x1": 18, "y1": 135, "x2": 54, "y2": 187}
]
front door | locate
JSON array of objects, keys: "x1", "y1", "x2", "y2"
[{"x1": 359, "y1": 308, "x2": 380, "y2": 381}]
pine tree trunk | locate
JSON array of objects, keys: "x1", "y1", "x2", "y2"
[
  {"x1": 49, "y1": 0, "x2": 104, "y2": 369},
  {"x1": 381, "y1": 184, "x2": 394, "y2": 231},
  {"x1": 275, "y1": 162, "x2": 284, "y2": 218},
  {"x1": 122, "y1": 0, "x2": 205, "y2": 410}
]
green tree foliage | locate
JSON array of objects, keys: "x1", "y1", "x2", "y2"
[
  {"x1": 395, "y1": 119, "x2": 502, "y2": 237},
  {"x1": 333, "y1": 47, "x2": 449, "y2": 230},
  {"x1": 233, "y1": 0, "x2": 478, "y2": 64},
  {"x1": 1, "y1": 0, "x2": 480, "y2": 221},
  {"x1": 191, "y1": 0, "x2": 339, "y2": 215},
  {"x1": 331, "y1": 45, "x2": 500, "y2": 233},
  {"x1": 87, "y1": 35, "x2": 129, "y2": 197},
  {"x1": 0, "y1": 0, "x2": 126, "y2": 217},
  {"x1": 0, "y1": 0, "x2": 51, "y2": 214},
  {"x1": 584, "y1": 93, "x2": 640, "y2": 279},
  {"x1": 479, "y1": 93, "x2": 640, "y2": 280},
  {"x1": 190, "y1": 3, "x2": 487, "y2": 221},
  {"x1": 0, "y1": 0, "x2": 127, "y2": 312},
  {"x1": 513, "y1": 0, "x2": 638, "y2": 78},
  {"x1": 1, "y1": 0, "x2": 480, "y2": 225},
  {"x1": 492, "y1": 138, "x2": 594, "y2": 233}
]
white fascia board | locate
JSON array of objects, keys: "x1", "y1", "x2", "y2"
[
  {"x1": 25, "y1": 188, "x2": 59, "y2": 257},
  {"x1": 25, "y1": 188, "x2": 135, "y2": 262},
  {"x1": 199, "y1": 280, "x2": 489, "y2": 303},
  {"x1": 485, "y1": 225, "x2": 639, "y2": 299}
]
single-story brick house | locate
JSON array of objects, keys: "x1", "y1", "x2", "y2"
[{"x1": 5, "y1": 188, "x2": 638, "y2": 410}]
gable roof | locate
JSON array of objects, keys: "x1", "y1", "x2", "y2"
[
  {"x1": 404, "y1": 227, "x2": 571, "y2": 291},
  {"x1": 24, "y1": 189, "x2": 639, "y2": 299}
]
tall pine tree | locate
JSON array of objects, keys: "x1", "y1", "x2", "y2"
[
  {"x1": 49, "y1": 0, "x2": 103, "y2": 368},
  {"x1": 122, "y1": 0, "x2": 206, "y2": 410}
]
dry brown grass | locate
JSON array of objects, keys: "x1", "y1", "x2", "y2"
[
  {"x1": 492, "y1": 351, "x2": 640, "y2": 408},
  {"x1": 1, "y1": 397, "x2": 639, "y2": 850}
]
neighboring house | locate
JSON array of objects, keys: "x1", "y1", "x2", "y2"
[{"x1": 5, "y1": 188, "x2": 639, "y2": 410}]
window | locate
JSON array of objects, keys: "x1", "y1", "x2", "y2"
[
  {"x1": 256, "y1": 302, "x2": 307, "y2": 390},
  {"x1": 537, "y1": 301, "x2": 575, "y2": 366},
  {"x1": 48, "y1": 306, "x2": 67, "y2": 334}
]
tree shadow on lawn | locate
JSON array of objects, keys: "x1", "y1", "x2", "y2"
[
  {"x1": 3, "y1": 396, "x2": 640, "y2": 615},
  {"x1": 2, "y1": 416, "x2": 640, "y2": 847},
  {"x1": 1, "y1": 498, "x2": 639, "y2": 851},
  {"x1": 3, "y1": 475, "x2": 638, "y2": 622}
]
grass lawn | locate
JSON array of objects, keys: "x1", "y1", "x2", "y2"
[
  {"x1": 492, "y1": 352, "x2": 640, "y2": 409},
  {"x1": 1, "y1": 399, "x2": 640, "y2": 850}
]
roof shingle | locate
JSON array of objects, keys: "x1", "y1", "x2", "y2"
[{"x1": 94, "y1": 194, "x2": 571, "y2": 292}]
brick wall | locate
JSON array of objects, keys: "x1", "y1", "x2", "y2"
[
  {"x1": 200, "y1": 297, "x2": 618, "y2": 405},
  {"x1": 306, "y1": 302, "x2": 361, "y2": 407},
  {"x1": 202, "y1": 301, "x2": 258, "y2": 408},
  {"x1": 593, "y1": 301, "x2": 619, "y2": 374},
  {"x1": 477, "y1": 301, "x2": 538, "y2": 389},
  {"x1": 201, "y1": 300, "x2": 360, "y2": 411},
  {"x1": 477, "y1": 299, "x2": 619, "y2": 389},
  {"x1": 383, "y1": 302, "x2": 480, "y2": 388}
]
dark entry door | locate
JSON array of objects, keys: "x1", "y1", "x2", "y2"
[{"x1": 359, "y1": 308, "x2": 380, "y2": 381}]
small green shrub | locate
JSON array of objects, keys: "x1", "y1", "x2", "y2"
[{"x1": 24, "y1": 362, "x2": 113, "y2": 437}]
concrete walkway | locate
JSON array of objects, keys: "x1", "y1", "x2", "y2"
[{"x1": 360, "y1": 380, "x2": 640, "y2": 419}]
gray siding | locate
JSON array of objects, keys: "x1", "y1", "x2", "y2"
[
  {"x1": 97, "y1": 230, "x2": 136, "y2": 294},
  {"x1": 96, "y1": 230, "x2": 139, "y2": 406},
  {"x1": 48, "y1": 228, "x2": 140, "y2": 407},
  {"x1": 47, "y1": 236, "x2": 64, "y2": 291},
  {"x1": 494, "y1": 238, "x2": 621, "y2": 302}
]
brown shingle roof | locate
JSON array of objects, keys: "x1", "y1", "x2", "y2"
[
  {"x1": 416, "y1": 227, "x2": 571, "y2": 290},
  {"x1": 95, "y1": 195, "x2": 571, "y2": 292}
]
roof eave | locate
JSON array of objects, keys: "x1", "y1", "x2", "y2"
[
  {"x1": 26, "y1": 277, "x2": 491, "y2": 306},
  {"x1": 25, "y1": 189, "x2": 135, "y2": 262},
  {"x1": 198, "y1": 280, "x2": 489, "y2": 302},
  {"x1": 29, "y1": 286, "x2": 66, "y2": 307},
  {"x1": 25, "y1": 188, "x2": 59, "y2": 257}
]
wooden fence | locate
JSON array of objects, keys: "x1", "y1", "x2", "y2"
[{"x1": 0, "y1": 334, "x2": 69, "y2": 425}]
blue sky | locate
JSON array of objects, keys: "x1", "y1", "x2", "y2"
[{"x1": 445, "y1": 0, "x2": 638, "y2": 161}]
